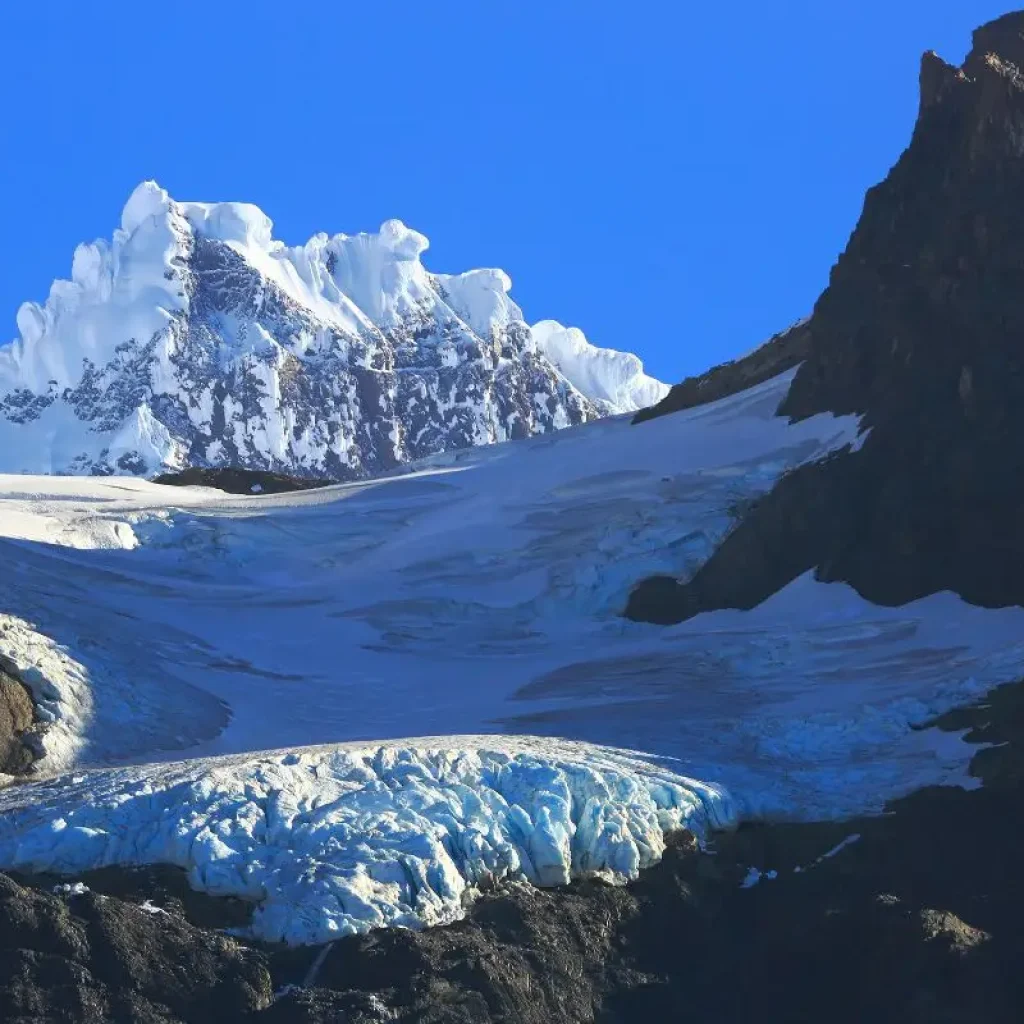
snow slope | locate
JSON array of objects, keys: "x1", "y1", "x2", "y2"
[
  {"x1": 2, "y1": 371, "x2": 1023, "y2": 942},
  {"x1": 0, "y1": 181, "x2": 666, "y2": 479}
]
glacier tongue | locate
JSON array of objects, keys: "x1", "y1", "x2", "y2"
[
  {"x1": 0, "y1": 181, "x2": 667, "y2": 479},
  {"x1": 0, "y1": 739, "x2": 734, "y2": 946}
]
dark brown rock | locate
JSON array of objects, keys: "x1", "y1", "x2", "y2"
[
  {"x1": 0, "y1": 873, "x2": 272, "y2": 1023},
  {"x1": 633, "y1": 319, "x2": 811, "y2": 424},
  {"x1": 0, "y1": 667, "x2": 37, "y2": 776},
  {"x1": 628, "y1": 11, "x2": 1024, "y2": 625},
  {"x1": 152, "y1": 467, "x2": 334, "y2": 495},
  {"x1": 780, "y1": 11, "x2": 1024, "y2": 427}
]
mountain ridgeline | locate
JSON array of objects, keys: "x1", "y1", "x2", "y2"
[
  {"x1": 628, "y1": 10, "x2": 1024, "y2": 623},
  {"x1": 0, "y1": 187, "x2": 665, "y2": 480}
]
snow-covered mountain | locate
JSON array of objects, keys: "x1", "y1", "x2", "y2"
[{"x1": 0, "y1": 182, "x2": 666, "y2": 478}]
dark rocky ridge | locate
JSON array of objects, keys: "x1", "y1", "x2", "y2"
[
  {"x1": 152, "y1": 467, "x2": 334, "y2": 495},
  {"x1": 0, "y1": 872, "x2": 272, "y2": 1023},
  {"x1": 628, "y1": 10, "x2": 1024, "y2": 624},
  {"x1": 633, "y1": 318, "x2": 811, "y2": 423}
]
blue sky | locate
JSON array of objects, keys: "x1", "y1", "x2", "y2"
[{"x1": 0, "y1": 1, "x2": 1009, "y2": 383}]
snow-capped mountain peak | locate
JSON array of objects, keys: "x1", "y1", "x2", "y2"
[{"x1": 0, "y1": 181, "x2": 667, "y2": 478}]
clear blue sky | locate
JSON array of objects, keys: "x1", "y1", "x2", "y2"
[{"x1": 0, "y1": 1, "x2": 1010, "y2": 383}]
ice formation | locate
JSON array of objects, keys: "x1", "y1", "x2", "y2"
[
  {"x1": 0, "y1": 614, "x2": 93, "y2": 774},
  {"x1": 531, "y1": 319, "x2": 667, "y2": 412},
  {"x1": 0, "y1": 740, "x2": 733, "y2": 945}
]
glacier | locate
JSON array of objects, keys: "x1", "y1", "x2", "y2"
[
  {"x1": 0, "y1": 740, "x2": 733, "y2": 946},
  {"x1": 3, "y1": 370, "x2": 1024, "y2": 943},
  {"x1": 0, "y1": 181, "x2": 666, "y2": 479}
]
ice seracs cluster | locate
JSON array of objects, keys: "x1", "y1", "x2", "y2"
[
  {"x1": 0, "y1": 181, "x2": 667, "y2": 479},
  {"x1": 0, "y1": 739, "x2": 734, "y2": 946}
]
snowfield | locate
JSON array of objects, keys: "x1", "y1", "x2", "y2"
[{"x1": 2, "y1": 370, "x2": 1023, "y2": 943}]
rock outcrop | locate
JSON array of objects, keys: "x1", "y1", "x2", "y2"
[
  {"x1": 628, "y1": 11, "x2": 1024, "y2": 624},
  {"x1": 633, "y1": 319, "x2": 811, "y2": 424},
  {"x1": 0, "y1": 667, "x2": 36, "y2": 777},
  {"x1": 152, "y1": 468, "x2": 334, "y2": 495},
  {"x1": 0, "y1": 873, "x2": 272, "y2": 1023}
]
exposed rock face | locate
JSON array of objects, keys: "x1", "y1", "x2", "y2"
[
  {"x1": 0, "y1": 874, "x2": 271, "y2": 1023},
  {"x1": 628, "y1": 11, "x2": 1024, "y2": 624},
  {"x1": 152, "y1": 468, "x2": 334, "y2": 495},
  {"x1": 633, "y1": 319, "x2": 811, "y2": 424},
  {"x1": 781, "y1": 12, "x2": 1024, "y2": 429},
  {"x1": 0, "y1": 667, "x2": 38, "y2": 777}
]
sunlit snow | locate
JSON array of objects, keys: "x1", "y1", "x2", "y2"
[{"x1": 0, "y1": 181, "x2": 667, "y2": 477}]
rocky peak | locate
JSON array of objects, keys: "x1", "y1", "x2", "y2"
[
  {"x1": 966, "y1": 10, "x2": 1024, "y2": 74},
  {"x1": 638, "y1": 11, "x2": 1024, "y2": 432},
  {"x1": 628, "y1": 11, "x2": 1024, "y2": 624},
  {"x1": 918, "y1": 51, "x2": 968, "y2": 111},
  {"x1": 779, "y1": 11, "x2": 1024, "y2": 427},
  {"x1": 917, "y1": 12, "x2": 1024, "y2": 169}
]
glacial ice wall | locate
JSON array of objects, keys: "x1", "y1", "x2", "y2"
[{"x1": 0, "y1": 740, "x2": 734, "y2": 945}]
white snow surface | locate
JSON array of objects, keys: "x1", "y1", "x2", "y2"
[
  {"x1": 0, "y1": 181, "x2": 665, "y2": 478},
  {"x1": 530, "y1": 320, "x2": 667, "y2": 412},
  {"x1": 0, "y1": 371, "x2": 1022, "y2": 942}
]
